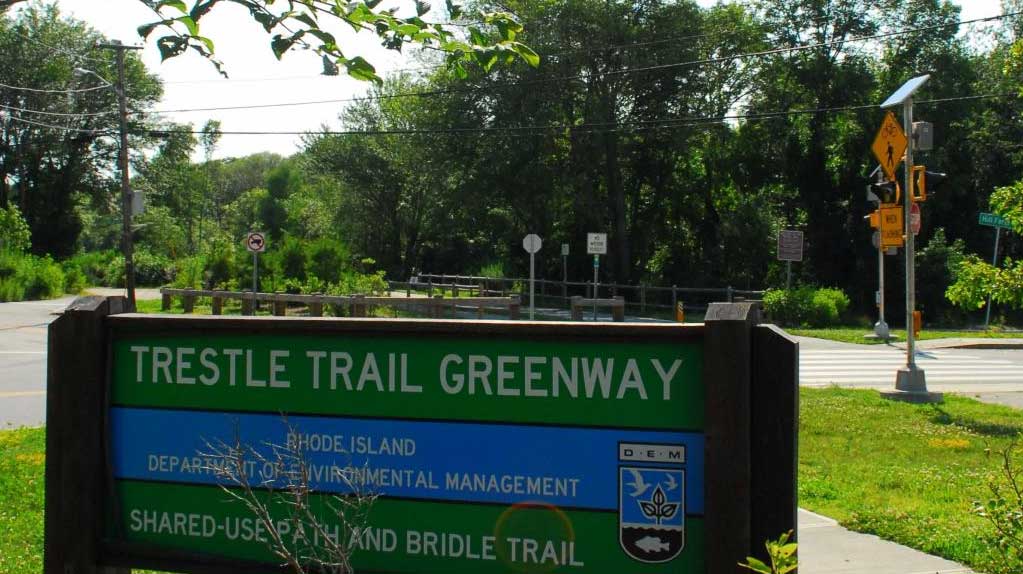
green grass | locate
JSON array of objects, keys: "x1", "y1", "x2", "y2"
[
  {"x1": 800, "y1": 387, "x2": 1022, "y2": 573},
  {"x1": 789, "y1": 326, "x2": 1022, "y2": 344},
  {"x1": 0, "y1": 427, "x2": 45, "y2": 574},
  {"x1": 5, "y1": 390, "x2": 1022, "y2": 573}
]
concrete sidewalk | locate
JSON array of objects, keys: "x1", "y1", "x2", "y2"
[{"x1": 798, "y1": 509, "x2": 974, "y2": 573}]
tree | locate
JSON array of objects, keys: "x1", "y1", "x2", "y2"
[
  {"x1": 946, "y1": 181, "x2": 1023, "y2": 313},
  {"x1": 0, "y1": 5, "x2": 161, "y2": 256}
]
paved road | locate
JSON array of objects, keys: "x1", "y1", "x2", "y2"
[{"x1": 0, "y1": 296, "x2": 75, "y2": 429}]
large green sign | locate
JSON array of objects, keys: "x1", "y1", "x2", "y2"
[{"x1": 109, "y1": 329, "x2": 706, "y2": 572}]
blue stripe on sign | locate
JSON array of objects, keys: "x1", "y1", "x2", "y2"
[{"x1": 110, "y1": 408, "x2": 704, "y2": 513}]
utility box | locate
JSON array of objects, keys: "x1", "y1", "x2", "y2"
[
  {"x1": 130, "y1": 190, "x2": 145, "y2": 216},
  {"x1": 913, "y1": 121, "x2": 933, "y2": 151}
]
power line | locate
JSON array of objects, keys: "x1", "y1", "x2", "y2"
[
  {"x1": 0, "y1": 81, "x2": 111, "y2": 95},
  {"x1": 121, "y1": 92, "x2": 1017, "y2": 138},
  {"x1": 0, "y1": 103, "x2": 114, "y2": 118},
  {"x1": 1, "y1": 112, "x2": 105, "y2": 134},
  {"x1": 137, "y1": 10, "x2": 1022, "y2": 115}
]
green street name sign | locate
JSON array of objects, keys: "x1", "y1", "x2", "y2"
[{"x1": 979, "y1": 212, "x2": 1012, "y2": 229}]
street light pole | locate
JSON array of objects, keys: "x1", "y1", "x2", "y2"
[{"x1": 98, "y1": 41, "x2": 142, "y2": 311}]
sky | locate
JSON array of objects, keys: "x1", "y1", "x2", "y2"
[{"x1": 29, "y1": 0, "x2": 1010, "y2": 160}]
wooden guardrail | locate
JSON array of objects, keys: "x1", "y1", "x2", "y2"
[
  {"x1": 409, "y1": 273, "x2": 765, "y2": 315},
  {"x1": 569, "y1": 295, "x2": 626, "y2": 322},
  {"x1": 159, "y1": 288, "x2": 521, "y2": 319}
]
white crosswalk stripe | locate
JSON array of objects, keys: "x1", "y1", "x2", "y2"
[{"x1": 801, "y1": 348, "x2": 1023, "y2": 390}]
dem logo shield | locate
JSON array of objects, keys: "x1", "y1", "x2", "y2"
[{"x1": 619, "y1": 466, "x2": 685, "y2": 563}]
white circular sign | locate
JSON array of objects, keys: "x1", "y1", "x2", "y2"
[
  {"x1": 246, "y1": 232, "x2": 267, "y2": 253},
  {"x1": 522, "y1": 234, "x2": 542, "y2": 254}
]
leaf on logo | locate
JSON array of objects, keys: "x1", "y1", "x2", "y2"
[
  {"x1": 652, "y1": 486, "x2": 666, "y2": 506},
  {"x1": 639, "y1": 501, "x2": 659, "y2": 519},
  {"x1": 660, "y1": 502, "x2": 679, "y2": 520}
]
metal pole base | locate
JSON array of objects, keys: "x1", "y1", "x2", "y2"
[
  {"x1": 882, "y1": 368, "x2": 942, "y2": 403},
  {"x1": 865, "y1": 320, "x2": 891, "y2": 340},
  {"x1": 873, "y1": 320, "x2": 889, "y2": 338}
]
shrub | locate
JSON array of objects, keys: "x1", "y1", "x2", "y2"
[
  {"x1": 133, "y1": 250, "x2": 175, "y2": 286},
  {"x1": 0, "y1": 252, "x2": 67, "y2": 302},
  {"x1": 477, "y1": 262, "x2": 505, "y2": 278},
  {"x1": 172, "y1": 256, "x2": 205, "y2": 289},
  {"x1": 307, "y1": 239, "x2": 347, "y2": 284},
  {"x1": 65, "y1": 250, "x2": 119, "y2": 286},
  {"x1": 764, "y1": 286, "x2": 849, "y2": 327},
  {"x1": 809, "y1": 288, "x2": 850, "y2": 327},
  {"x1": 204, "y1": 243, "x2": 237, "y2": 288},
  {"x1": 273, "y1": 236, "x2": 307, "y2": 282},
  {"x1": 102, "y1": 250, "x2": 174, "y2": 287},
  {"x1": 0, "y1": 205, "x2": 31, "y2": 254},
  {"x1": 60, "y1": 261, "x2": 87, "y2": 294},
  {"x1": 23, "y1": 256, "x2": 65, "y2": 299}
]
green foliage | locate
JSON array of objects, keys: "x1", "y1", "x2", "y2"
[
  {"x1": 135, "y1": 205, "x2": 189, "y2": 259},
  {"x1": 272, "y1": 235, "x2": 308, "y2": 283},
  {"x1": 64, "y1": 250, "x2": 120, "y2": 287},
  {"x1": 102, "y1": 249, "x2": 175, "y2": 287},
  {"x1": 0, "y1": 252, "x2": 67, "y2": 301},
  {"x1": 990, "y1": 181, "x2": 1023, "y2": 234},
  {"x1": 739, "y1": 531, "x2": 797, "y2": 574},
  {"x1": 1, "y1": 5, "x2": 162, "y2": 257},
  {"x1": 916, "y1": 229, "x2": 968, "y2": 323},
  {"x1": 763, "y1": 286, "x2": 849, "y2": 328},
  {"x1": 60, "y1": 260, "x2": 86, "y2": 294},
  {"x1": 133, "y1": 0, "x2": 538, "y2": 83},
  {"x1": 947, "y1": 257, "x2": 1023, "y2": 312},
  {"x1": 0, "y1": 205, "x2": 30, "y2": 254},
  {"x1": 260, "y1": 164, "x2": 300, "y2": 241},
  {"x1": 326, "y1": 270, "x2": 389, "y2": 296},
  {"x1": 476, "y1": 262, "x2": 505, "y2": 278},
  {"x1": 171, "y1": 255, "x2": 205, "y2": 289},
  {"x1": 307, "y1": 238, "x2": 348, "y2": 284},
  {"x1": 972, "y1": 441, "x2": 1023, "y2": 572},
  {"x1": 203, "y1": 242, "x2": 237, "y2": 289}
]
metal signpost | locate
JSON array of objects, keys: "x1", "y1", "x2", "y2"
[
  {"x1": 879, "y1": 74, "x2": 940, "y2": 402},
  {"x1": 522, "y1": 234, "x2": 542, "y2": 320},
  {"x1": 866, "y1": 183, "x2": 889, "y2": 339},
  {"x1": 246, "y1": 232, "x2": 266, "y2": 302},
  {"x1": 979, "y1": 212, "x2": 1013, "y2": 328},
  {"x1": 587, "y1": 233, "x2": 607, "y2": 320},
  {"x1": 561, "y1": 243, "x2": 570, "y2": 287},
  {"x1": 776, "y1": 230, "x2": 803, "y2": 289}
]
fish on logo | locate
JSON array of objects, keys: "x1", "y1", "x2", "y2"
[{"x1": 619, "y1": 466, "x2": 685, "y2": 563}]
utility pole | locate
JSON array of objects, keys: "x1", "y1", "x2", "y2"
[{"x1": 98, "y1": 41, "x2": 142, "y2": 311}]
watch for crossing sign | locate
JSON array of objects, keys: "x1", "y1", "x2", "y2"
[{"x1": 871, "y1": 111, "x2": 908, "y2": 182}]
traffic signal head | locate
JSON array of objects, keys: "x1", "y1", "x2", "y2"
[
  {"x1": 911, "y1": 166, "x2": 946, "y2": 202},
  {"x1": 869, "y1": 180, "x2": 900, "y2": 204}
]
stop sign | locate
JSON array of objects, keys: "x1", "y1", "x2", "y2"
[{"x1": 910, "y1": 203, "x2": 921, "y2": 235}]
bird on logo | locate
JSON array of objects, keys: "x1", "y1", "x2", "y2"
[
  {"x1": 664, "y1": 474, "x2": 678, "y2": 491},
  {"x1": 626, "y1": 469, "x2": 652, "y2": 497}
]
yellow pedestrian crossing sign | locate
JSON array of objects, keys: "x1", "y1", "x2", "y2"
[{"x1": 871, "y1": 111, "x2": 907, "y2": 182}]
